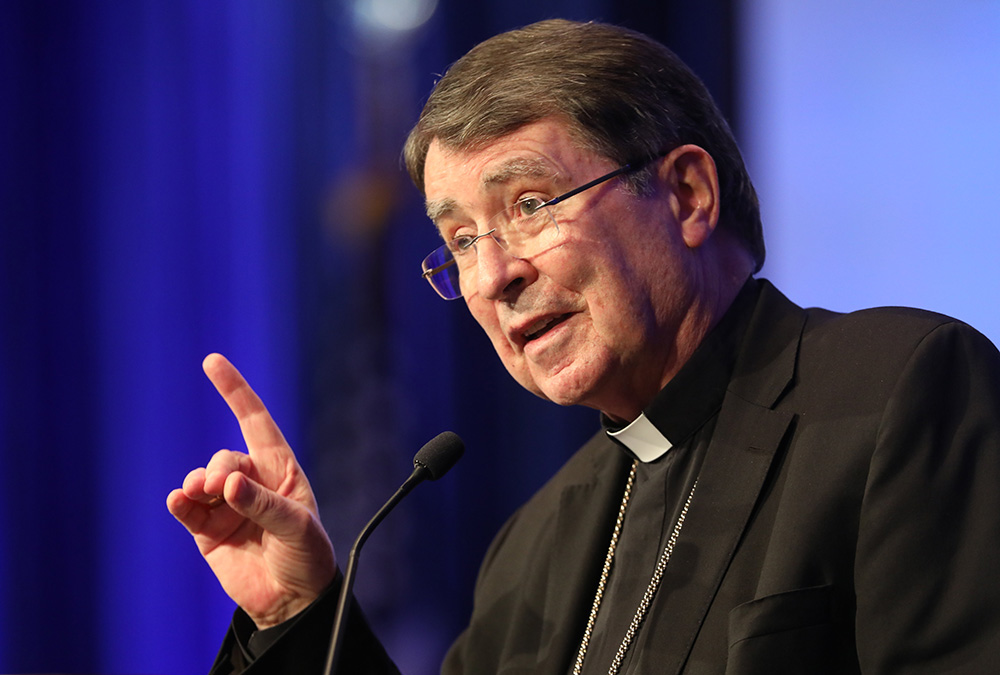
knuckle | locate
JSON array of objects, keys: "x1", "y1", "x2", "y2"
[
  {"x1": 182, "y1": 467, "x2": 206, "y2": 493},
  {"x1": 207, "y1": 448, "x2": 250, "y2": 474},
  {"x1": 206, "y1": 449, "x2": 232, "y2": 471}
]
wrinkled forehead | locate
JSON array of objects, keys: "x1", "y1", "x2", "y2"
[
  {"x1": 421, "y1": 115, "x2": 588, "y2": 181},
  {"x1": 421, "y1": 128, "x2": 577, "y2": 222}
]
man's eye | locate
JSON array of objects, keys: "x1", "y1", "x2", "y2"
[
  {"x1": 513, "y1": 197, "x2": 547, "y2": 218},
  {"x1": 449, "y1": 235, "x2": 476, "y2": 253}
]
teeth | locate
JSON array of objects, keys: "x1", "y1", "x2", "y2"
[{"x1": 524, "y1": 316, "x2": 557, "y2": 341}]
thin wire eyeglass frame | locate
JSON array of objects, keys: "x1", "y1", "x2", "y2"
[{"x1": 420, "y1": 153, "x2": 665, "y2": 300}]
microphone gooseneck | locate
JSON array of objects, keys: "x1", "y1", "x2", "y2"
[{"x1": 323, "y1": 432, "x2": 465, "y2": 675}]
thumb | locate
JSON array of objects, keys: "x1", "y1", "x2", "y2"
[{"x1": 223, "y1": 472, "x2": 315, "y2": 539}]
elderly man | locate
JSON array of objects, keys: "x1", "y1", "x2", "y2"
[{"x1": 168, "y1": 19, "x2": 1000, "y2": 674}]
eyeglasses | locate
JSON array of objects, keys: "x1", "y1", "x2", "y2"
[{"x1": 420, "y1": 154, "x2": 662, "y2": 300}]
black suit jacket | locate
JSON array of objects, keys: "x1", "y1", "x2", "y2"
[{"x1": 216, "y1": 280, "x2": 1000, "y2": 674}]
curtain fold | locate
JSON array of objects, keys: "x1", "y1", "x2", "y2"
[{"x1": 1, "y1": 2, "x2": 309, "y2": 671}]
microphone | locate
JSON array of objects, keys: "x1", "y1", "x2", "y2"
[{"x1": 323, "y1": 431, "x2": 465, "y2": 675}]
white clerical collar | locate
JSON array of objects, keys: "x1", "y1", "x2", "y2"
[{"x1": 607, "y1": 412, "x2": 673, "y2": 463}]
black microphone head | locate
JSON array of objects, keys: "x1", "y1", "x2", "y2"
[{"x1": 413, "y1": 431, "x2": 464, "y2": 480}]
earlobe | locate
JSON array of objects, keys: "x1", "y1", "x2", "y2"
[
  {"x1": 683, "y1": 206, "x2": 712, "y2": 249},
  {"x1": 660, "y1": 145, "x2": 720, "y2": 249}
]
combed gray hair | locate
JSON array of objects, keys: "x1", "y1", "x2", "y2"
[{"x1": 403, "y1": 19, "x2": 765, "y2": 271}]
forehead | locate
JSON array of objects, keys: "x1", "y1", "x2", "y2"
[{"x1": 422, "y1": 119, "x2": 605, "y2": 222}]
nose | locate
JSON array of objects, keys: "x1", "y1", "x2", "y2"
[{"x1": 473, "y1": 233, "x2": 538, "y2": 301}]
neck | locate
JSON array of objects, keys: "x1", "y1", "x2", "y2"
[{"x1": 604, "y1": 243, "x2": 754, "y2": 424}]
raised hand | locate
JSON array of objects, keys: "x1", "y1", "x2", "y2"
[{"x1": 167, "y1": 353, "x2": 336, "y2": 628}]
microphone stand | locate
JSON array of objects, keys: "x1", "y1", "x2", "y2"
[
  {"x1": 321, "y1": 431, "x2": 463, "y2": 675},
  {"x1": 322, "y1": 466, "x2": 427, "y2": 675}
]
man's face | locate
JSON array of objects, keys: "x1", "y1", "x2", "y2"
[{"x1": 422, "y1": 118, "x2": 702, "y2": 421}]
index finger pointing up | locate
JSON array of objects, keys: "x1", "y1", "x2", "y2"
[{"x1": 202, "y1": 353, "x2": 290, "y2": 456}]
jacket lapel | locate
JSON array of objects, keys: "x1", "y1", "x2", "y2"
[
  {"x1": 538, "y1": 441, "x2": 634, "y2": 674},
  {"x1": 633, "y1": 281, "x2": 807, "y2": 674}
]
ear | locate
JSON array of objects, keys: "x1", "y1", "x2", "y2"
[{"x1": 657, "y1": 144, "x2": 720, "y2": 249}]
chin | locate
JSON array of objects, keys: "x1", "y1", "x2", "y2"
[
  {"x1": 502, "y1": 368, "x2": 579, "y2": 407},
  {"x1": 533, "y1": 371, "x2": 606, "y2": 410},
  {"x1": 505, "y1": 356, "x2": 610, "y2": 409}
]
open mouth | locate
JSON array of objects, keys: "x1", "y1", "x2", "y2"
[{"x1": 523, "y1": 313, "x2": 571, "y2": 342}]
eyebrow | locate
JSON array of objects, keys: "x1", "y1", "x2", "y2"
[
  {"x1": 424, "y1": 156, "x2": 561, "y2": 223},
  {"x1": 425, "y1": 197, "x2": 458, "y2": 224},
  {"x1": 481, "y1": 156, "x2": 557, "y2": 186}
]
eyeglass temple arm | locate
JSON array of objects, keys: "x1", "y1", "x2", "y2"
[
  {"x1": 543, "y1": 153, "x2": 663, "y2": 208},
  {"x1": 542, "y1": 165, "x2": 632, "y2": 208},
  {"x1": 421, "y1": 258, "x2": 455, "y2": 279}
]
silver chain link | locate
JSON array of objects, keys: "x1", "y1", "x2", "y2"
[
  {"x1": 571, "y1": 460, "x2": 638, "y2": 675},
  {"x1": 571, "y1": 459, "x2": 698, "y2": 675}
]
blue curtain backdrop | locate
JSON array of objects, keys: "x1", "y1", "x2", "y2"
[
  {"x1": 0, "y1": 2, "x2": 733, "y2": 673},
  {"x1": 1, "y1": 2, "x2": 327, "y2": 671}
]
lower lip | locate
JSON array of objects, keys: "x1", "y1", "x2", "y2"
[{"x1": 522, "y1": 314, "x2": 573, "y2": 356}]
